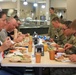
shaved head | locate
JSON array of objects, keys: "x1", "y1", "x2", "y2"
[
  {"x1": 6, "y1": 17, "x2": 18, "y2": 32},
  {"x1": 7, "y1": 17, "x2": 18, "y2": 27}
]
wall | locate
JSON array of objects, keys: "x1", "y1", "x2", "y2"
[
  {"x1": 20, "y1": 0, "x2": 67, "y2": 19},
  {"x1": 0, "y1": 2, "x2": 16, "y2": 9},
  {"x1": 20, "y1": 2, "x2": 33, "y2": 18},
  {"x1": 51, "y1": 0, "x2": 67, "y2": 8},
  {"x1": 67, "y1": 0, "x2": 76, "y2": 21},
  {"x1": 20, "y1": 3, "x2": 46, "y2": 19},
  {"x1": 0, "y1": 1, "x2": 33, "y2": 18},
  {"x1": 0, "y1": 0, "x2": 67, "y2": 9},
  {"x1": 0, "y1": 0, "x2": 67, "y2": 19},
  {"x1": 51, "y1": 0, "x2": 67, "y2": 19},
  {"x1": 36, "y1": 3, "x2": 46, "y2": 20}
]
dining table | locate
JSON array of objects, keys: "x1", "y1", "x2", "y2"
[
  {"x1": 1, "y1": 36, "x2": 76, "y2": 75},
  {"x1": 1, "y1": 51, "x2": 76, "y2": 75}
]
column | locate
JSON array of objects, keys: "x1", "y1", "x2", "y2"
[
  {"x1": 46, "y1": 0, "x2": 51, "y2": 25},
  {"x1": 35, "y1": 5, "x2": 40, "y2": 25},
  {"x1": 16, "y1": 0, "x2": 20, "y2": 17},
  {"x1": 67, "y1": 0, "x2": 76, "y2": 21}
]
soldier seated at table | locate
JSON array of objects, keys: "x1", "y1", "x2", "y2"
[
  {"x1": 50, "y1": 20, "x2": 76, "y2": 75},
  {"x1": 0, "y1": 11, "x2": 25, "y2": 75},
  {"x1": 0, "y1": 37, "x2": 13, "y2": 75},
  {"x1": 50, "y1": 17, "x2": 67, "y2": 45},
  {"x1": 50, "y1": 41, "x2": 76, "y2": 75},
  {"x1": 56, "y1": 19, "x2": 76, "y2": 54}
]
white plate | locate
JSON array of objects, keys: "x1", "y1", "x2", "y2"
[
  {"x1": 55, "y1": 57, "x2": 71, "y2": 62},
  {"x1": 5, "y1": 53, "x2": 14, "y2": 58}
]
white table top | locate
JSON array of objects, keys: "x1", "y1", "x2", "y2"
[{"x1": 1, "y1": 52, "x2": 76, "y2": 67}]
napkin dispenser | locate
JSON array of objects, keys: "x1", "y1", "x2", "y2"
[{"x1": 35, "y1": 44, "x2": 44, "y2": 56}]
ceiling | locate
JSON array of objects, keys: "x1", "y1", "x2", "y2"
[{"x1": 0, "y1": 0, "x2": 46, "y2": 3}]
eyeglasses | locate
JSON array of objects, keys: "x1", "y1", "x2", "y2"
[{"x1": 62, "y1": 28, "x2": 68, "y2": 31}]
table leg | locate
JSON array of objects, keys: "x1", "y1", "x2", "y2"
[
  {"x1": 34, "y1": 67, "x2": 42, "y2": 75},
  {"x1": 39, "y1": 67, "x2": 42, "y2": 75}
]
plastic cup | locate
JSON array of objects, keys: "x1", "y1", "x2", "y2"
[
  {"x1": 36, "y1": 53, "x2": 41, "y2": 63},
  {"x1": 49, "y1": 50, "x2": 55, "y2": 60},
  {"x1": 44, "y1": 44, "x2": 48, "y2": 51},
  {"x1": 28, "y1": 41, "x2": 32, "y2": 52}
]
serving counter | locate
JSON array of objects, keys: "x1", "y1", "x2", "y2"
[{"x1": 19, "y1": 24, "x2": 49, "y2": 35}]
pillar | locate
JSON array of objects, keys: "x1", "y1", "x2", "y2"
[
  {"x1": 46, "y1": 0, "x2": 51, "y2": 25},
  {"x1": 16, "y1": 0, "x2": 20, "y2": 17}
]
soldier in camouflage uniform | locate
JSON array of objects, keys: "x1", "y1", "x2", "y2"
[
  {"x1": 50, "y1": 30, "x2": 76, "y2": 75},
  {"x1": 65, "y1": 34, "x2": 76, "y2": 46},
  {"x1": 48, "y1": 7, "x2": 58, "y2": 36},
  {"x1": 51, "y1": 17, "x2": 67, "y2": 45},
  {"x1": 50, "y1": 20, "x2": 76, "y2": 75},
  {"x1": 64, "y1": 20, "x2": 76, "y2": 48},
  {"x1": 63, "y1": 28, "x2": 76, "y2": 54},
  {"x1": 50, "y1": 46, "x2": 76, "y2": 75},
  {"x1": 63, "y1": 20, "x2": 76, "y2": 54}
]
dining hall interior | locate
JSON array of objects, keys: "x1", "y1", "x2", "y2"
[{"x1": 0, "y1": 0, "x2": 76, "y2": 75}]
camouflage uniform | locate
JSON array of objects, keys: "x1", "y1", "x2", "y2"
[
  {"x1": 50, "y1": 35, "x2": 76, "y2": 75},
  {"x1": 50, "y1": 26, "x2": 66, "y2": 45},
  {"x1": 48, "y1": 13, "x2": 66, "y2": 45},
  {"x1": 48, "y1": 23, "x2": 53, "y2": 37},
  {"x1": 66, "y1": 35, "x2": 76, "y2": 46},
  {"x1": 51, "y1": 14, "x2": 58, "y2": 21},
  {"x1": 50, "y1": 34, "x2": 76, "y2": 74},
  {"x1": 65, "y1": 35, "x2": 76, "y2": 54},
  {"x1": 48, "y1": 13, "x2": 58, "y2": 36}
]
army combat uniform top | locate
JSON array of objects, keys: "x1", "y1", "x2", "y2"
[
  {"x1": 48, "y1": 13, "x2": 58, "y2": 36},
  {"x1": 65, "y1": 35, "x2": 76, "y2": 54},
  {"x1": 65, "y1": 34, "x2": 76, "y2": 46},
  {"x1": 50, "y1": 26, "x2": 66, "y2": 45}
]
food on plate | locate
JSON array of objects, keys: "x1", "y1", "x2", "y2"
[
  {"x1": 51, "y1": 43, "x2": 57, "y2": 47},
  {"x1": 9, "y1": 55, "x2": 22, "y2": 62},
  {"x1": 22, "y1": 43, "x2": 29, "y2": 46},
  {"x1": 21, "y1": 59, "x2": 31, "y2": 63},
  {"x1": 55, "y1": 55, "x2": 70, "y2": 62},
  {"x1": 25, "y1": 33, "x2": 30, "y2": 37},
  {"x1": 57, "y1": 55, "x2": 64, "y2": 60},
  {"x1": 5, "y1": 53, "x2": 14, "y2": 58},
  {"x1": 15, "y1": 47, "x2": 27, "y2": 53},
  {"x1": 58, "y1": 48, "x2": 64, "y2": 50},
  {"x1": 63, "y1": 54, "x2": 70, "y2": 57},
  {"x1": 23, "y1": 54, "x2": 31, "y2": 58},
  {"x1": 16, "y1": 47, "x2": 26, "y2": 50},
  {"x1": 57, "y1": 48, "x2": 65, "y2": 52},
  {"x1": 14, "y1": 42, "x2": 28, "y2": 47},
  {"x1": 9, "y1": 54, "x2": 31, "y2": 63},
  {"x1": 14, "y1": 43, "x2": 22, "y2": 47},
  {"x1": 9, "y1": 50, "x2": 15, "y2": 53}
]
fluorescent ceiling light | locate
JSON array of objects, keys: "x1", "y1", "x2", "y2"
[
  {"x1": 41, "y1": 5, "x2": 45, "y2": 8},
  {"x1": 23, "y1": 0, "x2": 28, "y2": 5},
  {"x1": 0, "y1": 0, "x2": 3, "y2": 1},
  {"x1": 23, "y1": 1, "x2": 28, "y2": 5},
  {"x1": 33, "y1": 3, "x2": 38, "y2": 7}
]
